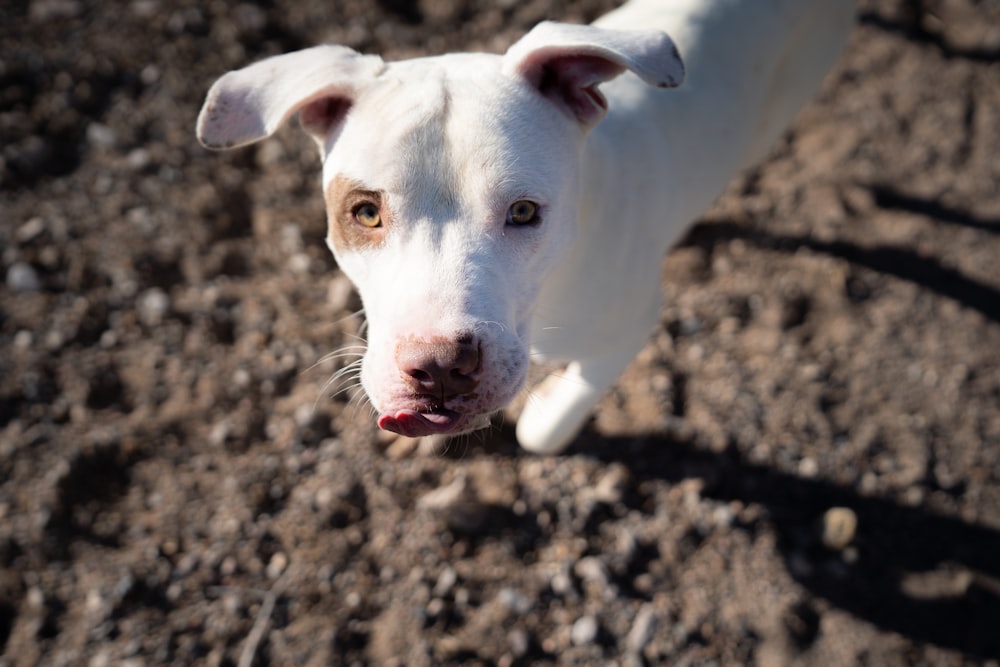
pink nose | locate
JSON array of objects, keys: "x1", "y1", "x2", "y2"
[{"x1": 395, "y1": 333, "x2": 481, "y2": 399}]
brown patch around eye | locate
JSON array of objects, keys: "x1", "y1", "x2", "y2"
[{"x1": 325, "y1": 175, "x2": 388, "y2": 251}]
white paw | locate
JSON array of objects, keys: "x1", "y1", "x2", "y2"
[{"x1": 516, "y1": 371, "x2": 600, "y2": 454}]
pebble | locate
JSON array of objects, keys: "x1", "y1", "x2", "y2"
[
  {"x1": 798, "y1": 456, "x2": 819, "y2": 478},
  {"x1": 593, "y1": 464, "x2": 628, "y2": 504},
  {"x1": 821, "y1": 507, "x2": 858, "y2": 550},
  {"x1": 416, "y1": 475, "x2": 467, "y2": 512},
  {"x1": 497, "y1": 587, "x2": 532, "y2": 615},
  {"x1": 570, "y1": 615, "x2": 598, "y2": 645},
  {"x1": 433, "y1": 567, "x2": 457, "y2": 597},
  {"x1": 287, "y1": 252, "x2": 312, "y2": 274},
  {"x1": 29, "y1": 0, "x2": 81, "y2": 22},
  {"x1": 13, "y1": 330, "x2": 33, "y2": 349},
  {"x1": 6, "y1": 262, "x2": 42, "y2": 292},
  {"x1": 16, "y1": 217, "x2": 46, "y2": 243},
  {"x1": 507, "y1": 628, "x2": 529, "y2": 657},
  {"x1": 138, "y1": 287, "x2": 171, "y2": 326},
  {"x1": 574, "y1": 556, "x2": 609, "y2": 588},
  {"x1": 266, "y1": 552, "x2": 288, "y2": 579},
  {"x1": 626, "y1": 604, "x2": 657, "y2": 654},
  {"x1": 550, "y1": 568, "x2": 574, "y2": 596},
  {"x1": 126, "y1": 148, "x2": 150, "y2": 170},
  {"x1": 86, "y1": 123, "x2": 117, "y2": 148},
  {"x1": 417, "y1": 475, "x2": 490, "y2": 532}
]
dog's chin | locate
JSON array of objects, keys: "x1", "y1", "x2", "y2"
[{"x1": 377, "y1": 409, "x2": 493, "y2": 439}]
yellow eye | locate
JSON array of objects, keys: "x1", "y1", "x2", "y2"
[
  {"x1": 353, "y1": 202, "x2": 382, "y2": 228},
  {"x1": 507, "y1": 200, "x2": 539, "y2": 226}
]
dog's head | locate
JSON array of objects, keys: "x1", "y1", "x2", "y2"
[{"x1": 197, "y1": 22, "x2": 683, "y2": 438}]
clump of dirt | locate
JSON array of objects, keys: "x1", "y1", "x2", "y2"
[{"x1": 2, "y1": 0, "x2": 999, "y2": 665}]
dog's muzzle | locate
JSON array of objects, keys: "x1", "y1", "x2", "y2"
[{"x1": 375, "y1": 333, "x2": 492, "y2": 438}]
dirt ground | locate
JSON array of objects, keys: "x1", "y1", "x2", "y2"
[{"x1": 2, "y1": 0, "x2": 999, "y2": 665}]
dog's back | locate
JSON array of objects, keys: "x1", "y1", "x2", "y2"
[
  {"x1": 591, "y1": 0, "x2": 854, "y2": 221},
  {"x1": 598, "y1": 0, "x2": 853, "y2": 169}
]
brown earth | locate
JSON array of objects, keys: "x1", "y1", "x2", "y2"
[{"x1": 2, "y1": 0, "x2": 1000, "y2": 665}]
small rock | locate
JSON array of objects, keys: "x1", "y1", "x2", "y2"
[
  {"x1": 29, "y1": 0, "x2": 81, "y2": 21},
  {"x1": 16, "y1": 217, "x2": 46, "y2": 243},
  {"x1": 594, "y1": 464, "x2": 628, "y2": 504},
  {"x1": 6, "y1": 262, "x2": 42, "y2": 292},
  {"x1": 139, "y1": 64, "x2": 160, "y2": 85},
  {"x1": 550, "y1": 567, "x2": 574, "y2": 596},
  {"x1": 13, "y1": 330, "x2": 33, "y2": 349},
  {"x1": 574, "y1": 556, "x2": 609, "y2": 588},
  {"x1": 266, "y1": 552, "x2": 288, "y2": 579},
  {"x1": 821, "y1": 507, "x2": 857, "y2": 550},
  {"x1": 88, "y1": 649, "x2": 112, "y2": 667},
  {"x1": 507, "y1": 628, "x2": 529, "y2": 657},
  {"x1": 417, "y1": 475, "x2": 489, "y2": 532},
  {"x1": 570, "y1": 615, "x2": 598, "y2": 646},
  {"x1": 86, "y1": 123, "x2": 116, "y2": 148},
  {"x1": 497, "y1": 587, "x2": 532, "y2": 615},
  {"x1": 417, "y1": 475, "x2": 467, "y2": 512},
  {"x1": 433, "y1": 567, "x2": 457, "y2": 597},
  {"x1": 137, "y1": 287, "x2": 171, "y2": 326},
  {"x1": 798, "y1": 456, "x2": 819, "y2": 478},
  {"x1": 626, "y1": 604, "x2": 657, "y2": 654},
  {"x1": 287, "y1": 252, "x2": 311, "y2": 274},
  {"x1": 126, "y1": 148, "x2": 150, "y2": 170}
]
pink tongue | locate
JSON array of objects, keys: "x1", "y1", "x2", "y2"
[{"x1": 377, "y1": 410, "x2": 458, "y2": 437}]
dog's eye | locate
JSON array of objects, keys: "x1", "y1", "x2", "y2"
[
  {"x1": 353, "y1": 202, "x2": 382, "y2": 228},
  {"x1": 507, "y1": 200, "x2": 539, "y2": 226}
]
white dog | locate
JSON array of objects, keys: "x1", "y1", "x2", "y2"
[{"x1": 197, "y1": 0, "x2": 854, "y2": 453}]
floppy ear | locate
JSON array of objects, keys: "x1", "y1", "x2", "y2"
[
  {"x1": 196, "y1": 45, "x2": 385, "y2": 150},
  {"x1": 502, "y1": 21, "x2": 684, "y2": 126}
]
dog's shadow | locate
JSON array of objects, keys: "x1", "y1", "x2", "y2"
[
  {"x1": 582, "y1": 430, "x2": 1000, "y2": 660},
  {"x1": 472, "y1": 422, "x2": 1000, "y2": 659}
]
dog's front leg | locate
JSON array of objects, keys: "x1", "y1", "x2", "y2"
[{"x1": 517, "y1": 338, "x2": 650, "y2": 454}]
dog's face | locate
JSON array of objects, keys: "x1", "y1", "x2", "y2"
[
  {"x1": 322, "y1": 58, "x2": 585, "y2": 437},
  {"x1": 196, "y1": 23, "x2": 683, "y2": 438}
]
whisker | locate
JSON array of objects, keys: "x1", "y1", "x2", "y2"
[
  {"x1": 322, "y1": 360, "x2": 363, "y2": 388},
  {"x1": 316, "y1": 345, "x2": 368, "y2": 361},
  {"x1": 313, "y1": 364, "x2": 364, "y2": 411},
  {"x1": 330, "y1": 307, "x2": 365, "y2": 326},
  {"x1": 327, "y1": 374, "x2": 363, "y2": 402},
  {"x1": 302, "y1": 348, "x2": 366, "y2": 375},
  {"x1": 341, "y1": 331, "x2": 369, "y2": 345}
]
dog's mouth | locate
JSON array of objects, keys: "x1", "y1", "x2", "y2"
[{"x1": 377, "y1": 408, "x2": 490, "y2": 438}]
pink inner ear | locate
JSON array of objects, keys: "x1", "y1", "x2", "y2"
[
  {"x1": 533, "y1": 55, "x2": 624, "y2": 125},
  {"x1": 299, "y1": 96, "x2": 352, "y2": 138}
]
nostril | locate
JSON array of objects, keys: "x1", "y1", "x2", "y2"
[
  {"x1": 451, "y1": 340, "x2": 481, "y2": 377},
  {"x1": 407, "y1": 368, "x2": 434, "y2": 384},
  {"x1": 395, "y1": 333, "x2": 482, "y2": 397}
]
